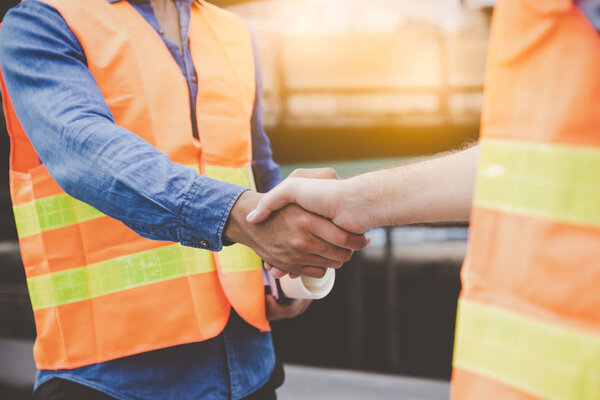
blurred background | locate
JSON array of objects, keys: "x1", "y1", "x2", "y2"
[{"x1": 0, "y1": 0, "x2": 494, "y2": 398}]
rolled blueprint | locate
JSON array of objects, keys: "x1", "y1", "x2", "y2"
[{"x1": 278, "y1": 268, "x2": 335, "y2": 300}]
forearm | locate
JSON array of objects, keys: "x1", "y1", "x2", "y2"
[{"x1": 347, "y1": 145, "x2": 480, "y2": 228}]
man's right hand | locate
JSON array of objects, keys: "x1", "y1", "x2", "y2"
[
  {"x1": 223, "y1": 190, "x2": 369, "y2": 278},
  {"x1": 246, "y1": 175, "x2": 373, "y2": 235}
]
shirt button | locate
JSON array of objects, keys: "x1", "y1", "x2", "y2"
[
  {"x1": 191, "y1": 74, "x2": 198, "y2": 83},
  {"x1": 158, "y1": 28, "x2": 165, "y2": 35},
  {"x1": 200, "y1": 240, "x2": 209, "y2": 248}
]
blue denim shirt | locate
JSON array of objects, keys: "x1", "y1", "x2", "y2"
[
  {"x1": 578, "y1": 0, "x2": 600, "y2": 32},
  {"x1": 0, "y1": 0, "x2": 280, "y2": 399}
]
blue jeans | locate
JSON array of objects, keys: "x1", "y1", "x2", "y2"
[{"x1": 35, "y1": 361, "x2": 284, "y2": 400}]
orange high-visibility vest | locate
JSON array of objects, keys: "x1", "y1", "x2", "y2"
[
  {"x1": 451, "y1": 0, "x2": 600, "y2": 399},
  {"x1": 0, "y1": 0, "x2": 269, "y2": 370}
]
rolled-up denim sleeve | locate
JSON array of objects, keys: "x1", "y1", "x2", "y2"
[{"x1": 0, "y1": 1, "x2": 246, "y2": 251}]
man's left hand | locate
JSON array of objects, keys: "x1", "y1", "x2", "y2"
[{"x1": 266, "y1": 295, "x2": 312, "y2": 321}]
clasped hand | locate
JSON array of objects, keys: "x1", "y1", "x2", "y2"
[{"x1": 223, "y1": 168, "x2": 369, "y2": 279}]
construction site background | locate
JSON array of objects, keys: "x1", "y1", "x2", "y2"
[{"x1": 0, "y1": 1, "x2": 493, "y2": 398}]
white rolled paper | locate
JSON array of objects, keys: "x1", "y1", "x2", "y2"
[{"x1": 278, "y1": 268, "x2": 335, "y2": 300}]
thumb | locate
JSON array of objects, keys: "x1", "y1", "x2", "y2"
[
  {"x1": 289, "y1": 167, "x2": 339, "y2": 180},
  {"x1": 246, "y1": 181, "x2": 297, "y2": 223},
  {"x1": 245, "y1": 206, "x2": 271, "y2": 224}
]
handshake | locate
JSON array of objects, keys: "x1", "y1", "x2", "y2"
[
  {"x1": 222, "y1": 146, "x2": 478, "y2": 318},
  {"x1": 224, "y1": 145, "x2": 478, "y2": 282},
  {"x1": 223, "y1": 167, "x2": 375, "y2": 281}
]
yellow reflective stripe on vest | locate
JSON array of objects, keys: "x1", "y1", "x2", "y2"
[
  {"x1": 21, "y1": 164, "x2": 262, "y2": 309},
  {"x1": 27, "y1": 243, "x2": 215, "y2": 310},
  {"x1": 454, "y1": 299, "x2": 600, "y2": 400},
  {"x1": 474, "y1": 139, "x2": 600, "y2": 227},
  {"x1": 204, "y1": 166, "x2": 261, "y2": 271},
  {"x1": 13, "y1": 164, "x2": 254, "y2": 238},
  {"x1": 218, "y1": 243, "x2": 262, "y2": 272},
  {"x1": 188, "y1": 165, "x2": 262, "y2": 272},
  {"x1": 205, "y1": 165, "x2": 255, "y2": 190},
  {"x1": 13, "y1": 194, "x2": 102, "y2": 237}
]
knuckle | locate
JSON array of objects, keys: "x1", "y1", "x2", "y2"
[
  {"x1": 324, "y1": 167, "x2": 338, "y2": 178},
  {"x1": 298, "y1": 214, "x2": 313, "y2": 229},
  {"x1": 336, "y1": 232, "x2": 350, "y2": 247},
  {"x1": 291, "y1": 168, "x2": 307, "y2": 177},
  {"x1": 290, "y1": 238, "x2": 306, "y2": 250},
  {"x1": 298, "y1": 239, "x2": 312, "y2": 251}
]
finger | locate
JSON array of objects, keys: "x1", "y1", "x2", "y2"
[
  {"x1": 287, "y1": 299, "x2": 312, "y2": 317},
  {"x1": 265, "y1": 296, "x2": 310, "y2": 321},
  {"x1": 294, "y1": 299, "x2": 313, "y2": 315},
  {"x1": 272, "y1": 268, "x2": 288, "y2": 279},
  {"x1": 274, "y1": 263, "x2": 327, "y2": 279},
  {"x1": 273, "y1": 268, "x2": 300, "y2": 279},
  {"x1": 290, "y1": 167, "x2": 339, "y2": 180},
  {"x1": 307, "y1": 238, "x2": 353, "y2": 264},
  {"x1": 264, "y1": 263, "x2": 273, "y2": 271},
  {"x1": 265, "y1": 295, "x2": 287, "y2": 321},
  {"x1": 299, "y1": 266, "x2": 328, "y2": 278},
  {"x1": 299, "y1": 251, "x2": 345, "y2": 269},
  {"x1": 309, "y1": 218, "x2": 370, "y2": 251},
  {"x1": 247, "y1": 181, "x2": 297, "y2": 224}
]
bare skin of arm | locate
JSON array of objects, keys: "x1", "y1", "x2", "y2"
[{"x1": 247, "y1": 145, "x2": 480, "y2": 234}]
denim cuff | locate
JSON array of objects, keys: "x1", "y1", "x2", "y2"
[{"x1": 178, "y1": 175, "x2": 248, "y2": 252}]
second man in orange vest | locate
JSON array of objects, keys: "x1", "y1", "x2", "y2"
[{"x1": 248, "y1": 0, "x2": 600, "y2": 398}]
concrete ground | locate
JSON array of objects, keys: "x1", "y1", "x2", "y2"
[
  {"x1": 279, "y1": 365, "x2": 450, "y2": 400},
  {"x1": 0, "y1": 339, "x2": 37, "y2": 399}
]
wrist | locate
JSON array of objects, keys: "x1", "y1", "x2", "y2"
[
  {"x1": 347, "y1": 170, "x2": 404, "y2": 229},
  {"x1": 223, "y1": 190, "x2": 262, "y2": 246},
  {"x1": 332, "y1": 176, "x2": 376, "y2": 233}
]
